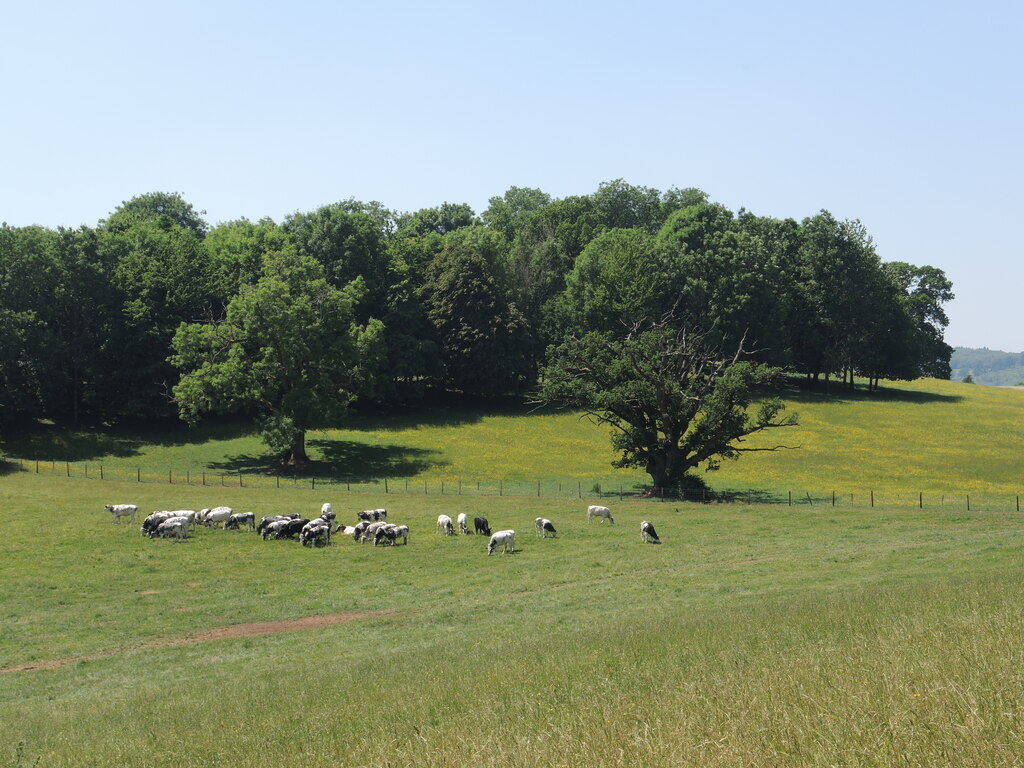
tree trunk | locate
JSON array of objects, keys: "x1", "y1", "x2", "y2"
[{"x1": 285, "y1": 431, "x2": 309, "y2": 465}]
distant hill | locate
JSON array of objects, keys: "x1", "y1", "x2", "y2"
[{"x1": 950, "y1": 347, "x2": 1024, "y2": 386}]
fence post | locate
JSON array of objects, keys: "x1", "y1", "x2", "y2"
[
  {"x1": 169, "y1": 470, "x2": 172, "y2": 484},
  {"x1": 832, "y1": 490, "x2": 835, "y2": 507},
  {"x1": 277, "y1": 476, "x2": 280, "y2": 489},
  {"x1": 66, "y1": 462, "x2": 70, "y2": 477},
  {"x1": 788, "y1": 491, "x2": 792, "y2": 506},
  {"x1": 500, "y1": 480, "x2": 503, "y2": 497},
  {"x1": 239, "y1": 472, "x2": 242, "y2": 487},
  {"x1": 1017, "y1": 495, "x2": 1020, "y2": 512},
  {"x1": 100, "y1": 465, "x2": 104, "y2": 480},
  {"x1": 578, "y1": 481, "x2": 581, "y2": 499},
  {"x1": 186, "y1": 471, "x2": 190, "y2": 485},
  {"x1": 538, "y1": 480, "x2": 541, "y2": 497},
  {"x1": 459, "y1": 480, "x2": 462, "y2": 496},
  {"x1": 967, "y1": 494, "x2": 970, "y2": 511},
  {"x1": 870, "y1": 490, "x2": 874, "y2": 508},
  {"x1": 385, "y1": 478, "x2": 388, "y2": 494},
  {"x1": 312, "y1": 477, "x2": 315, "y2": 490},
  {"x1": 919, "y1": 492, "x2": 923, "y2": 509},
  {"x1": 137, "y1": 468, "x2": 141, "y2": 483}
]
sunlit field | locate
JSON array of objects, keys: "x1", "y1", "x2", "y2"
[
  {"x1": 3, "y1": 376, "x2": 1024, "y2": 765},
  {"x1": 2, "y1": 473, "x2": 1024, "y2": 766},
  {"x1": 3, "y1": 377, "x2": 1022, "y2": 502}
]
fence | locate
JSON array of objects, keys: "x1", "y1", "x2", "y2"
[{"x1": 11, "y1": 458, "x2": 1024, "y2": 512}]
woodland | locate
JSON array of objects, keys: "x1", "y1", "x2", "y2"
[{"x1": 0, "y1": 181, "x2": 953, "y2": 488}]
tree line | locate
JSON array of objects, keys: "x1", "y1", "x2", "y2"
[{"x1": 0, "y1": 182, "x2": 953, "y2": 468}]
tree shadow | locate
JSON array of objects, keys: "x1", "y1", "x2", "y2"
[
  {"x1": 0, "y1": 459, "x2": 24, "y2": 477},
  {"x1": 0, "y1": 417, "x2": 257, "y2": 462},
  {"x1": 208, "y1": 440, "x2": 444, "y2": 482},
  {"x1": 348, "y1": 392, "x2": 543, "y2": 431},
  {"x1": 775, "y1": 377, "x2": 963, "y2": 406}
]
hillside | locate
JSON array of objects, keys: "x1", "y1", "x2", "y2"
[
  {"x1": 950, "y1": 346, "x2": 1024, "y2": 385},
  {"x1": 2, "y1": 376, "x2": 1021, "y2": 499}
]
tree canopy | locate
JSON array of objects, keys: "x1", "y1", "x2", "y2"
[{"x1": 0, "y1": 182, "x2": 954, "y2": 476}]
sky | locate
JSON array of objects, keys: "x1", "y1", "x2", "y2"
[{"x1": 3, "y1": 0, "x2": 1022, "y2": 352}]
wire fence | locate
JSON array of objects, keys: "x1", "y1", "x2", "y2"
[{"x1": 11, "y1": 458, "x2": 1024, "y2": 513}]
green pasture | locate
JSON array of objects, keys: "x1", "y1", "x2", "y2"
[
  {"x1": 2, "y1": 377, "x2": 1022, "y2": 501},
  {"x1": 2, "y1": 472, "x2": 1024, "y2": 766}
]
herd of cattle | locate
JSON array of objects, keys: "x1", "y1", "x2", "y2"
[{"x1": 103, "y1": 502, "x2": 662, "y2": 553}]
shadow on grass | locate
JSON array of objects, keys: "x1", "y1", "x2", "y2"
[
  {"x1": 0, "y1": 459, "x2": 24, "y2": 477},
  {"x1": 208, "y1": 440, "x2": 445, "y2": 482},
  {"x1": 0, "y1": 417, "x2": 257, "y2": 462},
  {"x1": 776, "y1": 377, "x2": 963, "y2": 406}
]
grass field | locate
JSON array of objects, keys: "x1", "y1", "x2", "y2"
[
  {"x1": 2, "y1": 376, "x2": 1022, "y2": 502},
  {"x1": 2, "y1": 470, "x2": 1024, "y2": 766},
  {"x1": 2, "y1": 376, "x2": 1024, "y2": 766}
]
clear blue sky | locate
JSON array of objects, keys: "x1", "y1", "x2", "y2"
[{"x1": 4, "y1": 1, "x2": 1021, "y2": 351}]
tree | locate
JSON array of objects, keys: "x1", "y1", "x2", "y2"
[
  {"x1": 170, "y1": 247, "x2": 385, "y2": 464},
  {"x1": 539, "y1": 316, "x2": 797, "y2": 494},
  {"x1": 100, "y1": 191, "x2": 209, "y2": 238},
  {"x1": 421, "y1": 240, "x2": 531, "y2": 396},
  {"x1": 282, "y1": 201, "x2": 394, "y2": 321}
]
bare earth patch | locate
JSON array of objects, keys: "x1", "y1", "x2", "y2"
[{"x1": 1, "y1": 610, "x2": 384, "y2": 675}]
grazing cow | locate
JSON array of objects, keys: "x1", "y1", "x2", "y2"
[
  {"x1": 361, "y1": 520, "x2": 391, "y2": 543},
  {"x1": 279, "y1": 518, "x2": 310, "y2": 539},
  {"x1": 640, "y1": 520, "x2": 661, "y2": 544},
  {"x1": 373, "y1": 524, "x2": 398, "y2": 547},
  {"x1": 140, "y1": 511, "x2": 175, "y2": 536},
  {"x1": 358, "y1": 508, "x2": 387, "y2": 522},
  {"x1": 535, "y1": 517, "x2": 557, "y2": 538},
  {"x1": 224, "y1": 512, "x2": 255, "y2": 531},
  {"x1": 154, "y1": 518, "x2": 188, "y2": 540},
  {"x1": 200, "y1": 507, "x2": 233, "y2": 527},
  {"x1": 437, "y1": 514, "x2": 455, "y2": 536},
  {"x1": 487, "y1": 529, "x2": 515, "y2": 555},
  {"x1": 349, "y1": 521, "x2": 371, "y2": 541},
  {"x1": 300, "y1": 519, "x2": 331, "y2": 547},
  {"x1": 474, "y1": 516, "x2": 491, "y2": 536},
  {"x1": 457, "y1": 512, "x2": 469, "y2": 535},
  {"x1": 261, "y1": 519, "x2": 291, "y2": 540},
  {"x1": 105, "y1": 504, "x2": 137, "y2": 524},
  {"x1": 392, "y1": 524, "x2": 409, "y2": 545},
  {"x1": 587, "y1": 505, "x2": 614, "y2": 524},
  {"x1": 257, "y1": 514, "x2": 298, "y2": 535}
]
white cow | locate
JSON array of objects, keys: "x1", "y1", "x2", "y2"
[
  {"x1": 640, "y1": 520, "x2": 661, "y2": 544},
  {"x1": 201, "y1": 506, "x2": 233, "y2": 527},
  {"x1": 587, "y1": 505, "x2": 614, "y2": 524},
  {"x1": 487, "y1": 530, "x2": 515, "y2": 555},
  {"x1": 535, "y1": 517, "x2": 557, "y2": 538},
  {"x1": 457, "y1": 512, "x2": 469, "y2": 535},
  {"x1": 105, "y1": 504, "x2": 137, "y2": 523},
  {"x1": 437, "y1": 515, "x2": 455, "y2": 536}
]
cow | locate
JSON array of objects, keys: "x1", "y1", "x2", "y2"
[
  {"x1": 587, "y1": 505, "x2": 614, "y2": 524},
  {"x1": 437, "y1": 515, "x2": 455, "y2": 536},
  {"x1": 640, "y1": 520, "x2": 661, "y2": 544},
  {"x1": 105, "y1": 504, "x2": 137, "y2": 524},
  {"x1": 535, "y1": 517, "x2": 556, "y2": 538},
  {"x1": 474, "y1": 516, "x2": 491, "y2": 536},
  {"x1": 487, "y1": 530, "x2": 515, "y2": 555}
]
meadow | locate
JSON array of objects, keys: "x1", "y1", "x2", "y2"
[{"x1": 2, "y1": 377, "x2": 1024, "y2": 766}]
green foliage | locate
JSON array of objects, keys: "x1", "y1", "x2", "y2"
[
  {"x1": 170, "y1": 247, "x2": 384, "y2": 464},
  {"x1": 540, "y1": 318, "x2": 797, "y2": 493},
  {"x1": 422, "y1": 239, "x2": 532, "y2": 396},
  {"x1": 100, "y1": 191, "x2": 209, "y2": 238}
]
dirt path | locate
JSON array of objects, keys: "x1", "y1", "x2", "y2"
[{"x1": 1, "y1": 610, "x2": 386, "y2": 674}]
